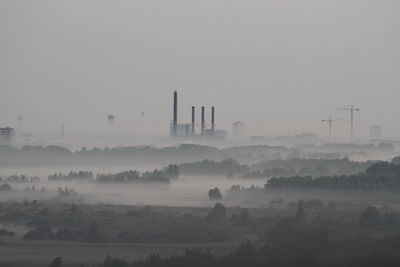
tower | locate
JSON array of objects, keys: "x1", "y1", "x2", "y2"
[
  {"x1": 173, "y1": 91, "x2": 178, "y2": 136},
  {"x1": 201, "y1": 106, "x2": 205, "y2": 136},
  {"x1": 191, "y1": 106, "x2": 195, "y2": 135},
  {"x1": 211, "y1": 106, "x2": 215, "y2": 135}
]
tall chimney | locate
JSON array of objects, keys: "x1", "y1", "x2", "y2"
[
  {"x1": 191, "y1": 106, "x2": 195, "y2": 135},
  {"x1": 201, "y1": 106, "x2": 205, "y2": 136},
  {"x1": 173, "y1": 91, "x2": 177, "y2": 136},
  {"x1": 211, "y1": 106, "x2": 215, "y2": 135}
]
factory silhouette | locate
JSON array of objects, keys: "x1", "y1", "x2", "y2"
[
  {"x1": 170, "y1": 91, "x2": 227, "y2": 139},
  {"x1": 1, "y1": 90, "x2": 389, "y2": 145}
]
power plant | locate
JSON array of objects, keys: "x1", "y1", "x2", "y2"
[{"x1": 170, "y1": 91, "x2": 227, "y2": 139}]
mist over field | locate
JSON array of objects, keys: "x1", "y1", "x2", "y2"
[{"x1": 1, "y1": 1, "x2": 400, "y2": 267}]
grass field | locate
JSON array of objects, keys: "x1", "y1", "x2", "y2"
[{"x1": 0, "y1": 240, "x2": 237, "y2": 267}]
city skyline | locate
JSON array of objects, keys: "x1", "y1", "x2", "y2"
[{"x1": 1, "y1": 1, "x2": 399, "y2": 140}]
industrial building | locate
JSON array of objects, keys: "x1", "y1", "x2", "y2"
[
  {"x1": 0, "y1": 127, "x2": 15, "y2": 144},
  {"x1": 232, "y1": 121, "x2": 245, "y2": 138},
  {"x1": 170, "y1": 91, "x2": 227, "y2": 139}
]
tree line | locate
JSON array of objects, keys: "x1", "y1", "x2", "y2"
[
  {"x1": 0, "y1": 174, "x2": 40, "y2": 183},
  {"x1": 48, "y1": 165, "x2": 179, "y2": 183},
  {"x1": 265, "y1": 162, "x2": 400, "y2": 191},
  {"x1": 48, "y1": 203, "x2": 400, "y2": 267}
]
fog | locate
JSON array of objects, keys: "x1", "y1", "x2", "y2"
[
  {"x1": 0, "y1": 175, "x2": 267, "y2": 207},
  {"x1": 2, "y1": 2, "x2": 400, "y2": 266},
  {"x1": 1, "y1": 0, "x2": 400, "y2": 143}
]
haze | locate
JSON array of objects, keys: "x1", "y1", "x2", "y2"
[
  {"x1": 1, "y1": 0, "x2": 399, "y2": 142},
  {"x1": 3, "y1": 2, "x2": 400, "y2": 266}
]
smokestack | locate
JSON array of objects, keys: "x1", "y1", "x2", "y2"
[
  {"x1": 211, "y1": 106, "x2": 215, "y2": 135},
  {"x1": 191, "y1": 106, "x2": 195, "y2": 135},
  {"x1": 173, "y1": 91, "x2": 177, "y2": 136},
  {"x1": 201, "y1": 106, "x2": 205, "y2": 136}
]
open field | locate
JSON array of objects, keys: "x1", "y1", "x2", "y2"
[
  {"x1": 0, "y1": 240, "x2": 236, "y2": 267},
  {"x1": 0, "y1": 197, "x2": 399, "y2": 266}
]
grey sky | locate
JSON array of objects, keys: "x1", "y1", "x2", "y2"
[{"x1": 1, "y1": 0, "x2": 399, "y2": 139}]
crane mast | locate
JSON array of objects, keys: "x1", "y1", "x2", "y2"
[
  {"x1": 322, "y1": 116, "x2": 347, "y2": 142},
  {"x1": 337, "y1": 105, "x2": 359, "y2": 141}
]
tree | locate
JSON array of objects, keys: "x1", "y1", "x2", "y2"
[
  {"x1": 269, "y1": 217, "x2": 329, "y2": 267},
  {"x1": 82, "y1": 220, "x2": 105, "y2": 242},
  {"x1": 164, "y1": 164, "x2": 180, "y2": 178},
  {"x1": 207, "y1": 203, "x2": 226, "y2": 221},
  {"x1": 103, "y1": 254, "x2": 129, "y2": 267},
  {"x1": 240, "y1": 208, "x2": 250, "y2": 221},
  {"x1": 231, "y1": 240, "x2": 255, "y2": 264},
  {"x1": 208, "y1": 187, "x2": 223, "y2": 200},
  {"x1": 359, "y1": 206, "x2": 380, "y2": 228},
  {"x1": 296, "y1": 200, "x2": 306, "y2": 221},
  {"x1": 0, "y1": 184, "x2": 12, "y2": 191},
  {"x1": 49, "y1": 257, "x2": 62, "y2": 267}
]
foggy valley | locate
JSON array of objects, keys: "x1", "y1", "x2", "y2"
[
  {"x1": 1, "y1": 143, "x2": 400, "y2": 266},
  {"x1": 1, "y1": 1, "x2": 400, "y2": 267}
]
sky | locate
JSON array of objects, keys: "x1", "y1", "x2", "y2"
[{"x1": 0, "y1": 0, "x2": 399, "y2": 141}]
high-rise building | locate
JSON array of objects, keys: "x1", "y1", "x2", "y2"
[
  {"x1": 232, "y1": 121, "x2": 245, "y2": 138},
  {"x1": 370, "y1": 125, "x2": 383, "y2": 139},
  {"x1": 0, "y1": 127, "x2": 15, "y2": 144}
]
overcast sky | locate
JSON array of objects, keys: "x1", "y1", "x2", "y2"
[{"x1": 1, "y1": 0, "x2": 399, "y2": 140}]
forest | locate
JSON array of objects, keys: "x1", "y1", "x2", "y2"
[
  {"x1": 47, "y1": 165, "x2": 179, "y2": 183},
  {"x1": 0, "y1": 144, "x2": 399, "y2": 267},
  {"x1": 266, "y1": 162, "x2": 400, "y2": 191},
  {"x1": 0, "y1": 143, "x2": 394, "y2": 167}
]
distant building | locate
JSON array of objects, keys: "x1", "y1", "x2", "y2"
[
  {"x1": 0, "y1": 127, "x2": 15, "y2": 144},
  {"x1": 232, "y1": 121, "x2": 245, "y2": 138},
  {"x1": 107, "y1": 115, "x2": 115, "y2": 123},
  {"x1": 294, "y1": 132, "x2": 319, "y2": 142},
  {"x1": 170, "y1": 123, "x2": 194, "y2": 137},
  {"x1": 107, "y1": 115, "x2": 116, "y2": 136},
  {"x1": 370, "y1": 125, "x2": 383, "y2": 139},
  {"x1": 169, "y1": 91, "x2": 228, "y2": 139},
  {"x1": 250, "y1": 136, "x2": 266, "y2": 141},
  {"x1": 205, "y1": 129, "x2": 227, "y2": 139}
]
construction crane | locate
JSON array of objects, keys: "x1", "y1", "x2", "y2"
[
  {"x1": 338, "y1": 105, "x2": 359, "y2": 141},
  {"x1": 321, "y1": 116, "x2": 346, "y2": 142}
]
